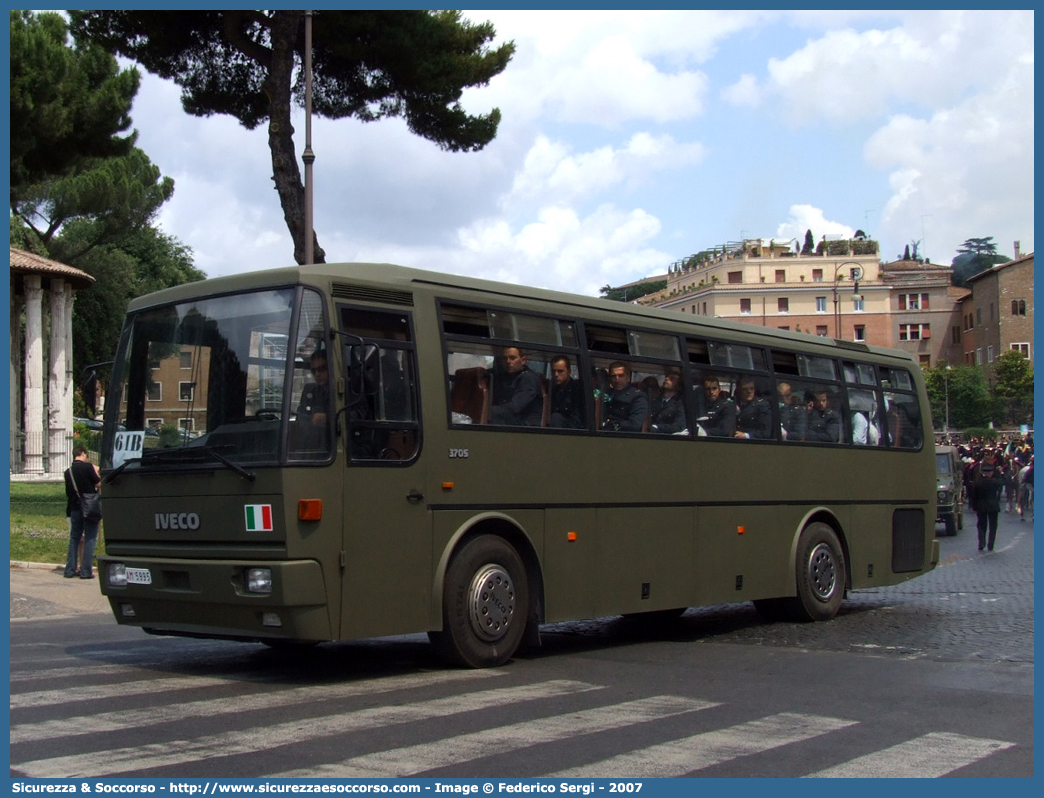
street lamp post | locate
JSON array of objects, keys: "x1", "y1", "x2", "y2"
[
  {"x1": 944, "y1": 365, "x2": 952, "y2": 435},
  {"x1": 832, "y1": 261, "x2": 863, "y2": 339}
]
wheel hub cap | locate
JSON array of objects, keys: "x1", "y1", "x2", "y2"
[
  {"x1": 807, "y1": 543, "x2": 838, "y2": 602},
  {"x1": 468, "y1": 564, "x2": 515, "y2": 642}
]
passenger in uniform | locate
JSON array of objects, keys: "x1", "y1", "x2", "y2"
[
  {"x1": 548, "y1": 355, "x2": 586, "y2": 429},
  {"x1": 489, "y1": 346, "x2": 543, "y2": 427},
  {"x1": 601, "y1": 361, "x2": 649, "y2": 432},
  {"x1": 805, "y1": 389, "x2": 841, "y2": 443},
  {"x1": 734, "y1": 376, "x2": 772, "y2": 439},
  {"x1": 649, "y1": 371, "x2": 686, "y2": 434},
  {"x1": 698, "y1": 375, "x2": 736, "y2": 437},
  {"x1": 777, "y1": 381, "x2": 807, "y2": 441}
]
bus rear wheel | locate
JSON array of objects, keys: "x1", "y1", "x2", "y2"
[
  {"x1": 792, "y1": 522, "x2": 846, "y2": 622},
  {"x1": 430, "y1": 535, "x2": 528, "y2": 668}
]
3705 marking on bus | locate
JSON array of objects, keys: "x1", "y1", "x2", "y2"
[{"x1": 449, "y1": 448, "x2": 470, "y2": 458}]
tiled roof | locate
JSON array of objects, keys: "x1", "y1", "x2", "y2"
[
  {"x1": 10, "y1": 247, "x2": 95, "y2": 289},
  {"x1": 966, "y1": 251, "x2": 1034, "y2": 283}
]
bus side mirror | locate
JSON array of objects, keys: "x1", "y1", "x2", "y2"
[{"x1": 349, "y1": 344, "x2": 380, "y2": 396}]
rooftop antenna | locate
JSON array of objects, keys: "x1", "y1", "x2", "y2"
[{"x1": 920, "y1": 213, "x2": 932, "y2": 263}]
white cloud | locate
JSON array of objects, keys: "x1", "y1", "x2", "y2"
[
  {"x1": 721, "y1": 74, "x2": 763, "y2": 107},
  {"x1": 776, "y1": 205, "x2": 855, "y2": 243},
  {"x1": 506, "y1": 133, "x2": 705, "y2": 210}
]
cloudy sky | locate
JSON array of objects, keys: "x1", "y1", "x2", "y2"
[{"x1": 129, "y1": 9, "x2": 1034, "y2": 297}]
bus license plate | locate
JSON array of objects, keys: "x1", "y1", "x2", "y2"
[{"x1": 126, "y1": 568, "x2": 152, "y2": 585}]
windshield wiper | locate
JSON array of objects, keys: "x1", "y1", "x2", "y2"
[
  {"x1": 102, "y1": 457, "x2": 141, "y2": 486},
  {"x1": 145, "y1": 444, "x2": 256, "y2": 482}
]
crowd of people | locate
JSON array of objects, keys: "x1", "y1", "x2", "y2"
[{"x1": 941, "y1": 434, "x2": 1034, "y2": 550}]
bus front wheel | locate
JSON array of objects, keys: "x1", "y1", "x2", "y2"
[
  {"x1": 793, "y1": 522, "x2": 846, "y2": 622},
  {"x1": 430, "y1": 535, "x2": 529, "y2": 668}
]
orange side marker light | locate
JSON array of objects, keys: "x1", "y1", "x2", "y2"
[
  {"x1": 298, "y1": 499, "x2": 323, "y2": 521},
  {"x1": 737, "y1": 526, "x2": 745, "y2": 535},
  {"x1": 567, "y1": 531, "x2": 578, "y2": 542}
]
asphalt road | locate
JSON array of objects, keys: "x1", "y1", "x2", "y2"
[{"x1": 9, "y1": 507, "x2": 1033, "y2": 779}]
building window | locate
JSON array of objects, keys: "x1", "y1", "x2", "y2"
[
  {"x1": 899, "y1": 323, "x2": 931, "y2": 341},
  {"x1": 975, "y1": 348, "x2": 983, "y2": 364},
  {"x1": 898, "y1": 293, "x2": 929, "y2": 311},
  {"x1": 146, "y1": 417, "x2": 163, "y2": 431},
  {"x1": 180, "y1": 351, "x2": 193, "y2": 369},
  {"x1": 775, "y1": 269, "x2": 786, "y2": 283},
  {"x1": 919, "y1": 354, "x2": 931, "y2": 367},
  {"x1": 976, "y1": 308, "x2": 982, "y2": 325},
  {"x1": 178, "y1": 418, "x2": 195, "y2": 432},
  {"x1": 778, "y1": 297, "x2": 789, "y2": 314},
  {"x1": 739, "y1": 298, "x2": 752, "y2": 315},
  {"x1": 815, "y1": 297, "x2": 827, "y2": 313},
  {"x1": 147, "y1": 383, "x2": 162, "y2": 401},
  {"x1": 812, "y1": 269, "x2": 823, "y2": 282},
  {"x1": 1011, "y1": 343, "x2": 1031, "y2": 358},
  {"x1": 952, "y1": 326, "x2": 961, "y2": 344},
  {"x1": 1012, "y1": 299, "x2": 1027, "y2": 316},
  {"x1": 854, "y1": 325, "x2": 866, "y2": 342},
  {"x1": 816, "y1": 325, "x2": 828, "y2": 337},
  {"x1": 853, "y1": 296, "x2": 865, "y2": 312},
  {"x1": 778, "y1": 326, "x2": 790, "y2": 331},
  {"x1": 728, "y1": 271, "x2": 743, "y2": 284},
  {"x1": 179, "y1": 382, "x2": 195, "y2": 401},
  {"x1": 987, "y1": 346, "x2": 994, "y2": 363},
  {"x1": 990, "y1": 303, "x2": 994, "y2": 321}
]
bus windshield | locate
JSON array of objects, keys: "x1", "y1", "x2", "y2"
[{"x1": 102, "y1": 286, "x2": 330, "y2": 471}]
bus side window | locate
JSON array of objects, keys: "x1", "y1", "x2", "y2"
[
  {"x1": 885, "y1": 391, "x2": 923, "y2": 449},
  {"x1": 848, "y1": 388, "x2": 883, "y2": 446}
]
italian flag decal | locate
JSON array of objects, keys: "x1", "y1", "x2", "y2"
[{"x1": 244, "y1": 504, "x2": 274, "y2": 532}]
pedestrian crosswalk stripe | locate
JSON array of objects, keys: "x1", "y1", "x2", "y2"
[
  {"x1": 11, "y1": 669, "x2": 503, "y2": 745},
  {"x1": 274, "y1": 695, "x2": 720, "y2": 778},
  {"x1": 15, "y1": 679, "x2": 600, "y2": 778},
  {"x1": 12, "y1": 675, "x2": 236, "y2": 710},
  {"x1": 9, "y1": 647, "x2": 253, "y2": 684},
  {"x1": 805, "y1": 731, "x2": 1016, "y2": 777},
  {"x1": 552, "y1": 712, "x2": 858, "y2": 777}
]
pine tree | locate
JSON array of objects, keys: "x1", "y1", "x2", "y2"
[{"x1": 71, "y1": 10, "x2": 515, "y2": 265}]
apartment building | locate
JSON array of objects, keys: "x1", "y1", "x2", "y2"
[{"x1": 958, "y1": 251, "x2": 1034, "y2": 379}]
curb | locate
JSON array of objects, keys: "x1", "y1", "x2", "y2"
[{"x1": 11, "y1": 560, "x2": 64, "y2": 571}]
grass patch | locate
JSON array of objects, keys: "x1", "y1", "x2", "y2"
[{"x1": 10, "y1": 482, "x2": 106, "y2": 566}]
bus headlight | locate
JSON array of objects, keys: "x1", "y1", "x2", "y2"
[
  {"x1": 108, "y1": 563, "x2": 127, "y2": 587},
  {"x1": 937, "y1": 490, "x2": 950, "y2": 502},
  {"x1": 246, "y1": 568, "x2": 273, "y2": 594}
]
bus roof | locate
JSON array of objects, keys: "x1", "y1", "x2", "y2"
[{"x1": 128, "y1": 261, "x2": 915, "y2": 365}]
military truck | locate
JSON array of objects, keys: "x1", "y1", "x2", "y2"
[{"x1": 936, "y1": 444, "x2": 965, "y2": 536}]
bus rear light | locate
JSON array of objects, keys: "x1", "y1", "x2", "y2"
[
  {"x1": 298, "y1": 499, "x2": 323, "y2": 521},
  {"x1": 246, "y1": 568, "x2": 273, "y2": 594}
]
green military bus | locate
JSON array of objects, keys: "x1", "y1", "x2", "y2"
[{"x1": 97, "y1": 263, "x2": 939, "y2": 667}]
